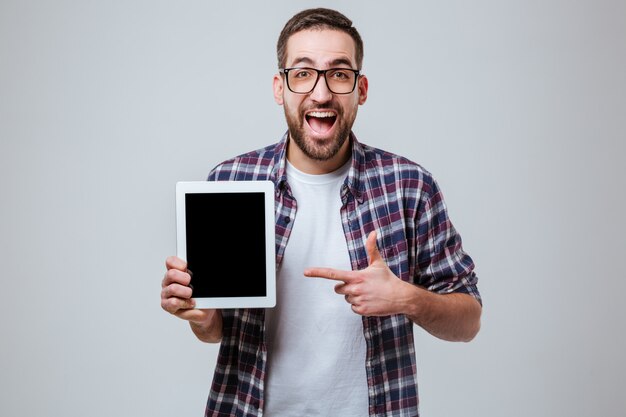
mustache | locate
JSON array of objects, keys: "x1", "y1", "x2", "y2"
[{"x1": 300, "y1": 102, "x2": 343, "y2": 115}]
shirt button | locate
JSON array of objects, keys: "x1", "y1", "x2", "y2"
[{"x1": 284, "y1": 216, "x2": 291, "y2": 224}]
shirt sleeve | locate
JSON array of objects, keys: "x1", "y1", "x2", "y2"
[{"x1": 415, "y1": 178, "x2": 482, "y2": 305}]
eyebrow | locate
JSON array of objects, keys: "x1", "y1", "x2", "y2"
[{"x1": 290, "y1": 56, "x2": 355, "y2": 68}]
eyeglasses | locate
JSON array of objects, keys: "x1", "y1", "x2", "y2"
[{"x1": 279, "y1": 67, "x2": 361, "y2": 94}]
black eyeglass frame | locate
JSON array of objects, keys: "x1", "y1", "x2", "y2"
[{"x1": 279, "y1": 67, "x2": 361, "y2": 95}]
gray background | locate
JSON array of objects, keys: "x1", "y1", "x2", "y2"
[{"x1": 1, "y1": 0, "x2": 625, "y2": 416}]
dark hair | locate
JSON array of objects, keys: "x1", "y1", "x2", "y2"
[{"x1": 277, "y1": 8, "x2": 364, "y2": 69}]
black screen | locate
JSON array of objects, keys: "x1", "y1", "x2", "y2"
[{"x1": 185, "y1": 192, "x2": 267, "y2": 298}]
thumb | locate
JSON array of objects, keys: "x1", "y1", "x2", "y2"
[{"x1": 366, "y1": 231, "x2": 383, "y2": 265}]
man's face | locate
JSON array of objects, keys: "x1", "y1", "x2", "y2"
[{"x1": 273, "y1": 29, "x2": 368, "y2": 165}]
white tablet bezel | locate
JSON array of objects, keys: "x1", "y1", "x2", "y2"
[{"x1": 176, "y1": 180, "x2": 276, "y2": 308}]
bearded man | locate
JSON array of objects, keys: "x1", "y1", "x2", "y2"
[{"x1": 161, "y1": 8, "x2": 482, "y2": 417}]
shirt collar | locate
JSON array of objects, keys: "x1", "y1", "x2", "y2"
[
  {"x1": 344, "y1": 132, "x2": 365, "y2": 203},
  {"x1": 270, "y1": 132, "x2": 289, "y2": 197}
]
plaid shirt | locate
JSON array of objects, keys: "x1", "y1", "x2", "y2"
[{"x1": 205, "y1": 133, "x2": 480, "y2": 417}]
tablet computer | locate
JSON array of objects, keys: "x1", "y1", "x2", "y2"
[{"x1": 176, "y1": 181, "x2": 276, "y2": 308}]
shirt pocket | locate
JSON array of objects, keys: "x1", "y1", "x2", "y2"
[{"x1": 376, "y1": 229, "x2": 409, "y2": 280}]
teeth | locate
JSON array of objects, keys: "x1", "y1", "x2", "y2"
[{"x1": 308, "y1": 111, "x2": 335, "y2": 118}]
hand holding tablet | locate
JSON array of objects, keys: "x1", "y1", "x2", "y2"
[{"x1": 175, "y1": 181, "x2": 276, "y2": 309}]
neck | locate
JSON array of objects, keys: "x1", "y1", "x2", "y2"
[{"x1": 286, "y1": 136, "x2": 352, "y2": 175}]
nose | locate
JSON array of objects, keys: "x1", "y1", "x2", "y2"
[{"x1": 309, "y1": 73, "x2": 333, "y2": 102}]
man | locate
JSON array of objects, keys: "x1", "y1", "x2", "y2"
[{"x1": 161, "y1": 8, "x2": 481, "y2": 417}]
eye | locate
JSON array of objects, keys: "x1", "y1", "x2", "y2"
[
  {"x1": 329, "y1": 69, "x2": 352, "y2": 81},
  {"x1": 293, "y1": 69, "x2": 314, "y2": 79}
]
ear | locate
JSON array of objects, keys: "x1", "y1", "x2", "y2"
[
  {"x1": 273, "y1": 73, "x2": 284, "y2": 105},
  {"x1": 357, "y1": 74, "x2": 368, "y2": 105}
]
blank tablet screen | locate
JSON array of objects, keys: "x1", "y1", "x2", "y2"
[{"x1": 185, "y1": 192, "x2": 267, "y2": 298}]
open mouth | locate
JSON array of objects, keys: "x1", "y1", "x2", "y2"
[{"x1": 305, "y1": 111, "x2": 337, "y2": 134}]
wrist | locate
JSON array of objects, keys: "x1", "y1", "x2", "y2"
[
  {"x1": 189, "y1": 310, "x2": 223, "y2": 343},
  {"x1": 396, "y1": 281, "x2": 430, "y2": 324}
]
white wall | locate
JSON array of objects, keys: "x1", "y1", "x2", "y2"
[{"x1": 1, "y1": 1, "x2": 625, "y2": 416}]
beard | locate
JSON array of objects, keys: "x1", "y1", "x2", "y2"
[{"x1": 284, "y1": 102, "x2": 355, "y2": 161}]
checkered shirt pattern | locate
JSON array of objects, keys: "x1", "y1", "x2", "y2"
[{"x1": 204, "y1": 132, "x2": 481, "y2": 417}]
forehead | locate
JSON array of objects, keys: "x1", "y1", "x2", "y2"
[{"x1": 285, "y1": 29, "x2": 357, "y2": 68}]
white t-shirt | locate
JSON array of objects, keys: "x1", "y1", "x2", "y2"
[{"x1": 263, "y1": 160, "x2": 369, "y2": 417}]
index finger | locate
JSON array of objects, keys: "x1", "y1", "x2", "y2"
[
  {"x1": 166, "y1": 256, "x2": 188, "y2": 271},
  {"x1": 304, "y1": 267, "x2": 358, "y2": 283}
]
